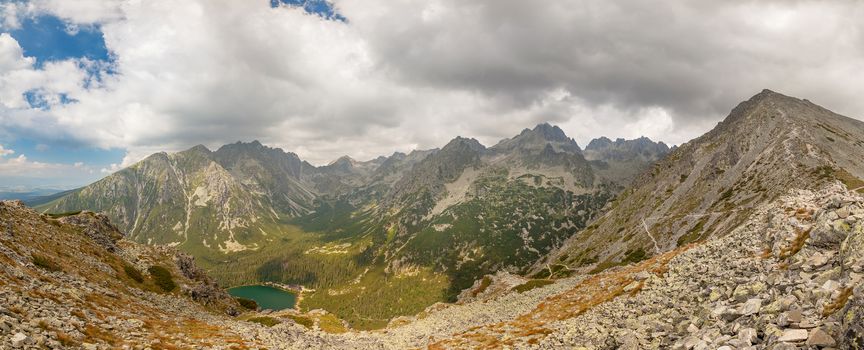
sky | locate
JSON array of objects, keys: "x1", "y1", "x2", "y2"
[{"x1": 1, "y1": 0, "x2": 863, "y2": 189}]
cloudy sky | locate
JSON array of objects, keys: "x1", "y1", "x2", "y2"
[{"x1": 1, "y1": 0, "x2": 863, "y2": 189}]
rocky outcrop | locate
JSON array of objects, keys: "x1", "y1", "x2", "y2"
[
  {"x1": 174, "y1": 252, "x2": 237, "y2": 311},
  {"x1": 58, "y1": 211, "x2": 124, "y2": 252},
  {"x1": 0, "y1": 200, "x2": 247, "y2": 349}
]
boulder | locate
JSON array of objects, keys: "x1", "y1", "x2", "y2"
[
  {"x1": 10, "y1": 332, "x2": 30, "y2": 347},
  {"x1": 738, "y1": 327, "x2": 758, "y2": 346},
  {"x1": 733, "y1": 282, "x2": 766, "y2": 302},
  {"x1": 777, "y1": 329, "x2": 808, "y2": 342},
  {"x1": 806, "y1": 328, "x2": 835, "y2": 347},
  {"x1": 741, "y1": 298, "x2": 762, "y2": 316}
]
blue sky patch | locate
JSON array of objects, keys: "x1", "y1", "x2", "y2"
[
  {"x1": 8, "y1": 138, "x2": 124, "y2": 166},
  {"x1": 271, "y1": 0, "x2": 346, "y2": 21},
  {"x1": 23, "y1": 90, "x2": 77, "y2": 110},
  {"x1": 0, "y1": 12, "x2": 121, "y2": 189},
  {"x1": 10, "y1": 14, "x2": 111, "y2": 67}
]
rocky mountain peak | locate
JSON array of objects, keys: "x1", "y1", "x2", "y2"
[
  {"x1": 320, "y1": 155, "x2": 360, "y2": 175},
  {"x1": 217, "y1": 140, "x2": 284, "y2": 155},
  {"x1": 442, "y1": 136, "x2": 486, "y2": 153},
  {"x1": 188, "y1": 144, "x2": 212, "y2": 154},
  {"x1": 492, "y1": 123, "x2": 580, "y2": 153},
  {"x1": 328, "y1": 155, "x2": 357, "y2": 167},
  {"x1": 583, "y1": 136, "x2": 670, "y2": 162},
  {"x1": 715, "y1": 89, "x2": 813, "y2": 131},
  {"x1": 585, "y1": 136, "x2": 613, "y2": 150},
  {"x1": 529, "y1": 122, "x2": 571, "y2": 143}
]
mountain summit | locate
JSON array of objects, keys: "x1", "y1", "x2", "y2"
[
  {"x1": 538, "y1": 89, "x2": 864, "y2": 277},
  {"x1": 492, "y1": 123, "x2": 581, "y2": 153}
]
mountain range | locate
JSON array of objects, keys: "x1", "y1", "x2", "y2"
[
  {"x1": 3, "y1": 90, "x2": 862, "y2": 349},
  {"x1": 35, "y1": 122, "x2": 669, "y2": 328}
]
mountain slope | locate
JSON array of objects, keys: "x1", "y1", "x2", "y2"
[
  {"x1": 537, "y1": 89, "x2": 864, "y2": 277},
  {"x1": 35, "y1": 124, "x2": 669, "y2": 328},
  {"x1": 0, "y1": 200, "x2": 252, "y2": 348},
  {"x1": 39, "y1": 146, "x2": 279, "y2": 254}
]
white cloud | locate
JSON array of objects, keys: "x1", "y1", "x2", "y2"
[
  {"x1": 0, "y1": 149, "x2": 97, "y2": 185},
  {"x1": 0, "y1": 32, "x2": 33, "y2": 71},
  {"x1": 2, "y1": 0, "x2": 864, "y2": 167},
  {"x1": 0, "y1": 144, "x2": 14, "y2": 156},
  {"x1": 0, "y1": 2, "x2": 26, "y2": 30},
  {"x1": 0, "y1": 153, "x2": 60, "y2": 176},
  {"x1": 100, "y1": 162, "x2": 121, "y2": 174},
  {"x1": 30, "y1": 0, "x2": 123, "y2": 25}
]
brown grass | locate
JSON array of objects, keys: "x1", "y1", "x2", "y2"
[
  {"x1": 56, "y1": 331, "x2": 78, "y2": 347},
  {"x1": 84, "y1": 325, "x2": 120, "y2": 346},
  {"x1": 8, "y1": 305, "x2": 24, "y2": 315},
  {"x1": 794, "y1": 207, "x2": 814, "y2": 221},
  {"x1": 778, "y1": 227, "x2": 811, "y2": 260},
  {"x1": 628, "y1": 281, "x2": 645, "y2": 297},
  {"x1": 823, "y1": 287, "x2": 853, "y2": 317},
  {"x1": 70, "y1": 309, "x2": 86, "y2": 320},
  {"x1": 427, "y1": 245, "x2": 692, "y2": 349}
]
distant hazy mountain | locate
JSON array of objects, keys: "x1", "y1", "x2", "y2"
[
  {"x1": 37, "y1": 123, "x2": 669, "y2": 328},
  {"x1": 0, "y1": 188, "x2": 67, "y2": 205}
]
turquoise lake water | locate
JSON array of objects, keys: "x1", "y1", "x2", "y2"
[{"x1": 227, "y1": 285, "x2": 297, "y2": 310}]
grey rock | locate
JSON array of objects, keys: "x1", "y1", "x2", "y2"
[
  {"x1": 733, "y1": 282, "x2": 766, "y2": 302},
  {"x1": 786, "y1": 309, "x2": 803, "y2": 323},
  {"x1": 11, "y1": 332, "x2": 30, "y2": 347},
  {"x1": 741, "y1": 298, "x2": 762, "y2": 316},
  {"x1": 738, "y1": 327, "x2": 758, "y2": 346},
  {"x1": 777, "y1": 328, "x2": 808, "y2": 342},
  {"x1": 836, "y1": 207, "x2": 850, "y2": 219},
  {"x1": 806, "y1": 328, "x2": 835, "y2": 346}
]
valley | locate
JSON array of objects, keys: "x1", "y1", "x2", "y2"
[{"x1": 33, "y1": 124, "x2": 667, "y2": 329}]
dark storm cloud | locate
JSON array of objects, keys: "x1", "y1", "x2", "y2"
[{"x1": 2, "y1": 0, "x2": 863, "y2": 170}]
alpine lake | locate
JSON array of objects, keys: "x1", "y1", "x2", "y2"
[{"x1": 227, "y1": 285, "x2": 298, "y2": 310}]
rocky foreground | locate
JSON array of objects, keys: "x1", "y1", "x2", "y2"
[
  {"x1": 2, "y1": 181, "x2": 864, "y2": 349},
  {"x1": 237, "y1": 183, "x2": 864, "y2": 349},
  {"x1": 0, "y1": 201, "x2": 266, "y2": 349}
]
